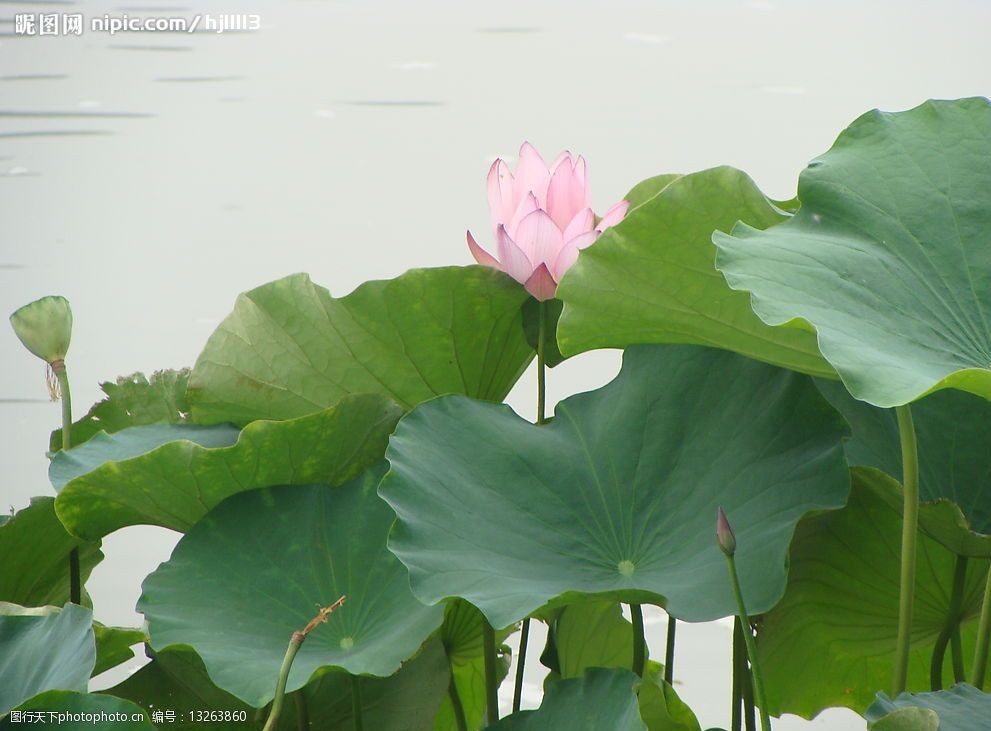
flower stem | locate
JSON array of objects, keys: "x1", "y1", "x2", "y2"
[
  {"x1": 53, "y1": 363, "x2": 80, "y2": 606},
  {"x1": 734, "y1": 617, "x2": 755, "y2": 731},
  {"x1": 931, "y1": 555, "x2": 968, "y2": 690},
  {"x1": 893, "y1": 404, "x2": 920, "y2": 696},
  {"x1": 351, "y1": 676, "x2": 364, "y2": 731},
  {"x1": 536, "y1": 300, "x2": 546, "y2": 426},
  {"x1": 971, "y1": 562, "x2": 991, "y2": 688},
  {"x1": 513, "y1": 300, "x2": 549, "y2": 713},
  {"x1": 448, "y1": 671, "x2": 469, "y2": 731},
  {"x1": 630, "y1": 604, "x2": 646, "y2": 678},
  {"x1": 512, "y1": 618, "x2": 530, "y2": 713},
  {"x1": 262, "y1": 597, "x2": 345, "y2": 731},
  {"x1": 664, "y1": 616, "x2": 677, "y2": 684},
  {"x1": 262, "y1": 633, "x2": 303, "y2": 731},
  {"x1": 725, "y1": 556, "x2": 771, "y2": 731},
  {"x1": 483, "y1": 619, "x2": 500, "y2": 724}
]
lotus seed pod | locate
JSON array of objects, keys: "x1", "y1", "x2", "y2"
[
  {"x1": 9, "y1": 295, "x2": 73, "y2": 364},
  {"x1": 716, "y1": 507, "x2": 737, "y2": 557}
]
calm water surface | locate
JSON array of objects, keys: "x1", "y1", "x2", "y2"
[{"x1": 2, "y1": 1, "x2": 989, "y2": 727}]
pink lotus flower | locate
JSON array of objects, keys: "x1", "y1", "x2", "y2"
[{"x1": 467, "y1": 143, "x2": 629, "y2": 300}]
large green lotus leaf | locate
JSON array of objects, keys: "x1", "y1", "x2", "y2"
[
  {"x1": 277, "y1": 637, "x2": 450, "y2": 731},
  {"x1": 49, "y1": 424, "x2": 239, "y2": 492},
  {"x1": 555, "y1": 167, "x2": 832, "y2": 378},
  {"x1": 107, "y1": 647, "x2": 252, "y2": 729},
  {"x1": 867, "y1": 685, "x2": 991, "y2": 731},
  {"x1": 434, "y1": 601, "x2": 512, "y2": 731},
  {"x1": 713, "y1": 97, "x2": 991, "y2": 408},
  {"x1": 53, "y1": 394, "x2": 401, "y2": 539},
  {"x1": 0, "y1": 497, "x2": 101, "y2": 607},
  {"x1": 816, "y1": 380, "x2": 991, "y2": 556},
  {"x1": 758, "y1": 468, "x2": 988, "y2": 719},
  {"x1": 50, "y1": 369, "x2": 191, "y2": 452},
  {"x1": 186, "y1": 267, "x2": 535, "y2": 424},
  {"x1": 138, "y1": 466, "x2": 445, "y2": 707},
  {"x1": 637, "y1": 675, "x2": 701, "y2": 731},
  {"x1": 485, "y1": 668, "x2": 646, "y2": 731},
  {"x1": 869, "y1": 708, "x2": 940, "y2": 731},
  {"x1": 551, "y1": 601, "x2": 638, "y2": 680},
  {"x1": 92, "y1": 625, "x2": 147, "y2": 677},
  {"x1": 382, "y1": 344, "x2": 850, "y2": 627},
  {"x1": 0, "y1": 603, "x2": 95, "y2": 716},
  {"x1": 623, "y1": 174, "x2": 683, "y2": 209},
  {"x1": 6, "y1": 691, "x2": 154, "y2": 729}
]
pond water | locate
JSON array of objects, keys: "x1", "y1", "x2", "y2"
[{"x1": 2, "y1": 0, "x2": 989, "y2": 727}]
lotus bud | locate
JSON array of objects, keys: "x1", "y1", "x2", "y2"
[
  {"x1": 467, "y1": 142, "x2": 629, "y2": 301},
  {"x1": 716, "y1": 507, "x2": 737, "y2": 557},
  {"x1": 10, "y1": 295, "x2": 73, "y2": 400}
]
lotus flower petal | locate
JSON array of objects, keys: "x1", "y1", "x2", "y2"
[
  {"x1": 547, "y1": 158, "x2": 590, "y2": 230},
  {"x1": 514, "y1": 209, "x2": 564, "y2": 268},
  {"x1": 496, "y1": 225, "x2": 534, "y2": 282},
  {"x1": 515, "y1": 142, "x2": 552, "y2": 207},
  {"x1": 524, "y1": 263, "x2": 557, "y2": 301},
  {"x1": 563, "y1": 208, "x2": 595, "y2": 242},
  {"x1": 487, "y1": 159, "x2": 516, "y2": 233},
  {"x1": 506, "y1": 192, "x2": 540, "y2": 239},
  {"x1": 597, "y1": 200, "x2": 630, "y2": 232},
  {"x1": 549, "y1": 150, "x2": 573, "y2": 173},
  {"x1": 568, "y1": 230, "x2": 600, "y2": 251},
  {"x1": 551, "y1": 242, "x2": 579, "y2": 282},
  {"x1": 466, "y1": 230, "x2": 500, "y2": 269}
]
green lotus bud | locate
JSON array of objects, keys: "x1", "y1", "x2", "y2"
[
  {"x1": 9, "y1": 295, "x2": 72, "y2": 364},
  {"x1": 716, "y1": 507, "x2": 736, "y2": 556}
]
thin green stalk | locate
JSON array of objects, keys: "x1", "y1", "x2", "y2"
[
  {"x1": 483, "y1": 620, "x2": 500, "y2": 725},
  {"x1": 664, "y1": 616, "x2": 676, "y2": 684},
  {"x1": 536, "y1": 300, "x2": 546, "y2": 426},
  {"x1": 512, "y1": 618, "x2": 530, "y2": 713},
  {"x1": 931, "y1": 555, "x2": 969, "y2": 690},
  {"x1": 971, "y1": 563, "x2": 991, "y2": 688},
  {"x1": 513, "y1": 301, "x2": 549, "y2": 713},
  {"x1": 731, "y1": 618, "x2": 743, "y2": 731},
  {"x1": 262, "y1": 634, "x2": 303, "y2": 731},
  {"x1": 631, "y1": 604, "x2": 646, "y2": 678},
  {"x1": 893, "y1": 404, "x2": 920, "y2": 696},
  {"x1": 951, "y1": 627, "x2": 965, "y2": 683},
  {"x1": 351, "y1": 676, "x2": 364, "y2": 731},
  {"x1": 726, "y1": 556, "x2": 771, "y2": 731},
  {"x1": 448, "y1": 672, "x2": 469, "y2": 731},
  {"x1": 293, "y1": 690, "x2": 309, "y2": 731},
  {"x1": 54, "y1": 364, "x2": 80, "y2": 606},
  {"x1": 262, "y1": 597, "x2": 345, "y2": 731},
  {"x1": 735, "y1": 618, "x2": 756, "y2": 731}
]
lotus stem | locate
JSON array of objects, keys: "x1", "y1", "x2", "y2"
[
  {"x1": 351, "y1": 676, "x2": 364, "y2": 731},
  {"x1": 733, "y1": 617, "x2": 756, "y2": 731},
  {"x1": 448, "y1": 672, "x2": 469, "y2": 731},
  {"x1": 725, "y1": 556, "x2": 771, "y2": 731},
  {"x1": 931, "y1": 555, "x2": 969, "y2": 689},
  {"x1": 512, "y1": 618, "x2": 530, "y2": 713},
  {"x1": 483, "y1": 619, "x2": 500, "y2": 724},
  {"x1": 664, "y1": 616, "x2": 677, "y2": 684},
  {"x1": 971, "y1": 562, "x2": 991, "y2": 688},
  {"x1": 536, "y1": 300, "x2": 547, "y2": 426},
  {"x1": 262, "y1": 597, "x2": 345, "y2": 731},
  {"x1": 513, "y1": 300, "x2": 549, "y2": 713},
  {"x1": 52, "y1": 362, "x2": 80, "y2": 605},
  {"x1": 893, "y1": 404, "x2": 920, "y2": 696},
  {"x1": 293, "y1": 691, "x2": 309, "y2": 731},
  {"x1": 262, "y1": 633, "x2": 303, "y2": 731},
  {"x1": 630, "y1": 604, "x2": 646, "y2": 678}
]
